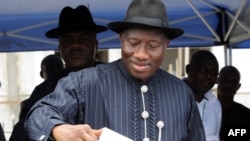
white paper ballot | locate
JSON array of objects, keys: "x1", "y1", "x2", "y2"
[{"x1": 99, "y1": 127, "x2": 133, "y2": 141}]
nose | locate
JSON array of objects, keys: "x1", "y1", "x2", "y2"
[
  {"x1": 71, "y1": 38, "x2": 84, "y2": 46},
  {"x1": 133, "y1": 44, "x2": 149, "y2": 60}
]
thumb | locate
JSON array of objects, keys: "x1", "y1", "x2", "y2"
[{"x1": 93, "y1": 128, "x2": 103, "y2": 137}]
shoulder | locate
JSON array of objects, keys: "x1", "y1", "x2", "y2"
[
  {"x1": 205, "y1": 91, "x2": 222, "y2": 108},
  {"x1": 157, "y1": 69, "x2": 193, "y2": 94},
  {"x1": 66, "y1": 60, "x2": 120, "y2": 82},
  {"x1": 233, "y1": 102, "x2": 250, "y2": 113},
  {"x1": 205, "y1": 91, "x2": 219, "y2": 102},
  {"x1": 158, "y1": 69, "x2": 187, "y2": 85},
  {"x1": 95, "y1": 60, "x2": 120, "y2": 72},
  {"x1": 78, "y1": 60, "x2": 119, "y2": 75}
]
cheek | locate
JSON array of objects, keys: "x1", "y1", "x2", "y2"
[
  {"x1": 190, "y1": 73, "x2": 201, "y2": 82},
  {"x1": 61, "y1": 49, "x2": 69, "y2": 58},
  {"x1": 151, "y1": 49, "x2": 165, "y2": 64},
  {"x1": 121, "y1": 43, "x2": 133, "y2": 58}
]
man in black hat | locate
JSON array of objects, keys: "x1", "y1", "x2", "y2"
[
  {"x1": 25, "y1": 0, "x2": 205, "y2": 141},
  {"x1": 10, "y1": 5, "x2": 107, "y2": 141}
]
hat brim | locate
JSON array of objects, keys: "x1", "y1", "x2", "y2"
[
  {"x1": 45, "y1": 25, "x2": 107, "y2": 38},
  {"x1": 108, "y1": 22, "x2": 184, "y2": 40}
]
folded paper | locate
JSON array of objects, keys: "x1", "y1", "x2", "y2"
[{"x1": 99, "y1": 127, "x2": 133, "y2": 141}]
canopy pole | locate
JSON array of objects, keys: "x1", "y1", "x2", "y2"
[
  {"x1": 229, "y1": 45, "x2": 232, "y2": 66},
  {"x1": 224, "y1": 45, "x2": 228, "y2": 66},
  {"x1": 224, "y1": 43, "x2": 232, "y2": 66}
]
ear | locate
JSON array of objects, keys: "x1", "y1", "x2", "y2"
[
  {"x1": 95, "y1": 40, "x2": 98, "y2": 46},
  {"x1": 58, "y1": 44, "x2": 62, "y2": 54},
  {"x1": 95, "y1": 40, "x2": 98, "y2": 52},
  {"x1": 40, "y1": 71, "x2": 44, "y2": 78},
  {"x1": 237, "y1": 83, "x2": 241, "y2": 90},
  {"x1": 185, "y1": 64, "x2": 190, "y2": 75},
  {"x1": 92, "y1": 40, "x2": 98, "y2": 59},
  {"x1": 165, "y1": 39, "x2": 170, "y2": 47},
  {"x1": 215, "y1": 77, "x2": 219, "y2": 84},
  {"x1": 119, "y1": 33, "x2": 124, "y2": 48}
]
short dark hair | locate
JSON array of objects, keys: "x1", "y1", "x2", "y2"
[
  {"x1": 219, "y1": 66, "x2": 241, "y2": 81},
  {"x1": 41, "y1": 55, "x2": 63, "y2": 69},
  {"x1": 190, "y1": 50, "x2": 219, "y2": 68}
]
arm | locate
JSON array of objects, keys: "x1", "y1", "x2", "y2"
[{"x1": 25, "y1": 71, "x2": 100, "y2": 141}]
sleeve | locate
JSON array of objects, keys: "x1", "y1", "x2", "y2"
[
  {"x1": 186, "y1": 93, "x2": 206, "y2": 141},
  {"x1": 24, "y1": 72, "x2": 86, "y2": 141}
]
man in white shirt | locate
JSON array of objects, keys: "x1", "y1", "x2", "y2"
[{"x1": 184, "y1": 50, "x2": 222, "y2": 141}]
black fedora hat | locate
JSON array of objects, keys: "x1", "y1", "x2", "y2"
[
  {"x1": 46, "y1": 5, "x2": 107, "y2": 38},
  {"x1": 107, "y1": 0, "x2": 184, "y2": 40}
]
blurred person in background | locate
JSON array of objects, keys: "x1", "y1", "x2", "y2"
[
  {"x1": 10, "y1": 54, "x2": 64, "y2": 141},
  {"x1": 184, "y1": 50, "x2": 222, "y2": 141},
  {"x1": 39, "y1": 54, "x2": 64, "y2": 80},
  {"x1": 217, "y1": 66, "x2": 250, "y2": 140}
]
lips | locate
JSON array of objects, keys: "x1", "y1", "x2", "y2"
[{"x1": 131, "y1": 61, "x2": 149, "y2": 72}]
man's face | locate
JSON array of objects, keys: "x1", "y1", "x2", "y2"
[
  {"x1": 59, "y1": 30, "x2": 97, "y2": 71},
  {"x1": 217, "y1": 71, "x2": 240, "y2": 99},
  {"x1": 120, "y1": 28, "x2": 169, "y2": 81},
  {"x1": 188, "y1": 61, "x2": 218, "y2": 95}
]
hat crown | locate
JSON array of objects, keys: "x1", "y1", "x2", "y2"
[
  {"x1": 107, "y1": 0, "x2": 184, "y2": 40},
  {"x1": 59, "y1": 5, "x2": 95, "y2": 28},
  {"x1": 125, "y1": 0, "x2": 169, "y2": 27},
  {"x1": 45, "y1": 5, "x2": 107, "y2": 38}
]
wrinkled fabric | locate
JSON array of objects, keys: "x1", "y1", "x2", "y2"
[{"x1": 196, "y1": 91, "x2": 222, "y2": 141}]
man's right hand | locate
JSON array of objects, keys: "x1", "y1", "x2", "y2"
[{"x1": 52, "y1": 124, "x2": 103, "y2": 141}]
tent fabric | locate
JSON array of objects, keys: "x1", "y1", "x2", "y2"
[{"x1": 0, "y1": 0, "x2": 249, "y2": 52}]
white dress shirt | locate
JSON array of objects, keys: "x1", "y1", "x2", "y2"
[{"x1": 196, "y1": 91, "x2": 222, "y2": 141}]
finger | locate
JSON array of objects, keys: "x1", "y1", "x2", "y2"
[
  {"x1": 81, "y1": 133, "x2": 97, "y2": 141},
  {"x1": 93, "y1": 128, "x2": 103, "y2": 137},
  {"x1": 80, "y1": 125, "x2": 99, "y2": 141}
]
